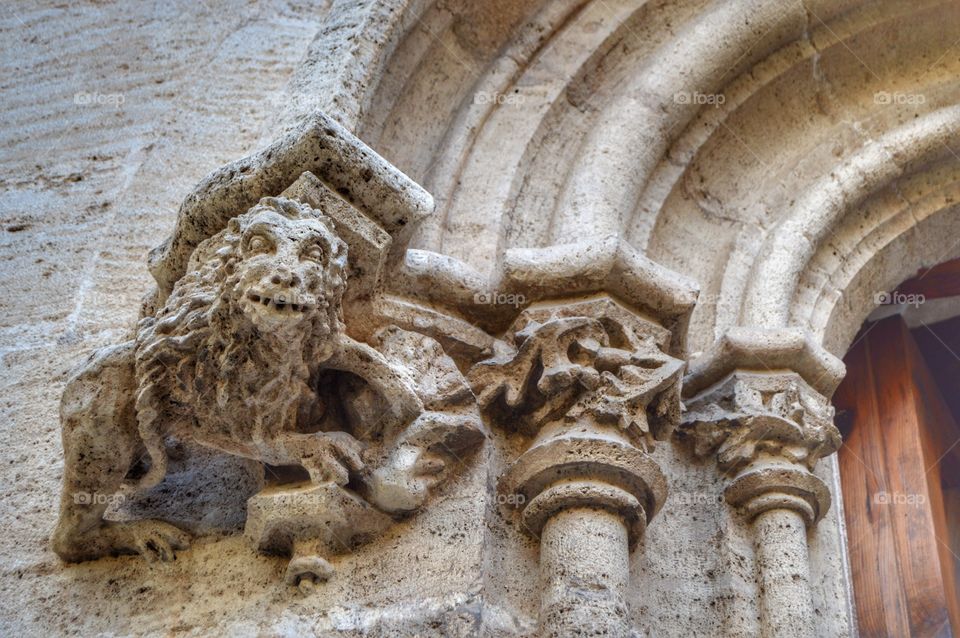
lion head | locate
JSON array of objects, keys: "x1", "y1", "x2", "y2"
[
  {"x1": 217, "y1": 197, "x2": 349, "y2": 336},
  {"x1": 143, "y1": 196, "x2": 348, "y2": 340},
  {"x1": 138, "y1": 195, "x2": 349, "y2": 363},
  {"x1": 133, "y1": 198, "x2": 350, "y2": 487}
]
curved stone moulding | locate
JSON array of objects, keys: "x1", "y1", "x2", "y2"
[
  {"x1": 627, "y1": 0, "x2": 946, "y2": 249},
  {"x1": 391, "y1": 0, "x2": 600, "y2": 257},
  {"x1": 418, "y1": 0, "x2": 698, "y2": 268},
  {"x1": 351, "y1": 0, "x2": 949, "y2": 263},
  {"x1": 549, "y1": 0, "x2": 809, "y2": 245},
  {"x1": 333, "y1": 0, "x2": 960, "y2": 350},
  {"x1": 818, "y1": 222, "x2": 960, "y2": 354},
  {"x1": 740, "y1": 105, "x2": 960, "y2": 329}
]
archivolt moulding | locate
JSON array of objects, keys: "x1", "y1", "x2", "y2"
[{"x1": 740, "y1": 104, "x2": 960, "y2": 330}]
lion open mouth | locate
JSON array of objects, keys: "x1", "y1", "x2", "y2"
[{"x1": 246, "y1": 292, "x2": 312, "y2": 314}]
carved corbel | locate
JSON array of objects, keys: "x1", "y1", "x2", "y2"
[
  {"x1": 678, "y1": 328, "x2": 844, "y2": 638},
  {"x1": 52, "y1": 112, "x2": 485, "y2": 595}
]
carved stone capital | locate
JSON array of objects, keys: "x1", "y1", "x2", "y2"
[
  {"x1": 467, "y1": 296, "x2": 684, "y2": 546},
  {"x1": 468, "y1": 294, "x2": 686, "y2": 637},
  {"x1": 678, "y1": 328, "x2": 843, "y2": 525},
  {"x1": 680, "y1": 371, "x2": 840, "y2": 475},
  {"x1": 469, "y1": 296, "x2": 684, "y2": 452}
]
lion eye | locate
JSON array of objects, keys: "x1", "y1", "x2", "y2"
[
  {"x1": 247, "y1": 235, "x2": 272, "y2": 254},
  {"x1": 302, "y1": 246, "x2": 325, "y2": 263}
]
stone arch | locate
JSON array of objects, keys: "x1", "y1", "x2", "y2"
[
  {"x1": 309, "y1": 0, "x2": 960, "y2": 359},
  {"x1": 741, "y1": 106, "x2": 960, "y2": 331}
]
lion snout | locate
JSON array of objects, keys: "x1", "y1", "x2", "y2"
[{"x1": 269, "y1": 266, "x2": 301, "y2": 288}]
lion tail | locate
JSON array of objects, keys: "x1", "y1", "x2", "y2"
[{"x1": 133, "y1": 383, "x2": 168, "y2": 490}]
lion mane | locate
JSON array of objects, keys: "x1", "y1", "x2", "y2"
[{"x1": 132, "y1": 197, "x2": 349, "y2": 489}]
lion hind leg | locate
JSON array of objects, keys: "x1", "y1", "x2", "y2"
[
  {"x1": 52, "y1": 342, "x2": 187, "y2": 562},
  {"x1": 132, "y1": 392, "x2": 168, "y2": 491},
  {"x1": 54, "y1": 342, "x2": 139, "y2": 561}
]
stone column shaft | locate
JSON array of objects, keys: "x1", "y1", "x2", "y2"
[
  {"x1": 753, "y1": 507, "x2": 815, "y2": 638},
  {"x1": 540, "y1": 507, "x2": 630, "y2": 637},
  {"x1": 680, "y1": 331, "x2": 845, "y2": 638},
  {"x1": 721, "y1": 460, "x2": 832, "y2": 638}
]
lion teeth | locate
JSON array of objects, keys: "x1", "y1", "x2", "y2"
[{"x1": 248, "y1": 292, "x2": 310, "y2": 313}]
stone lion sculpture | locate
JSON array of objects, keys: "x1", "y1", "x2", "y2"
[{"x1": 53, "y1": 196, "x2": 477, "y2": 565}]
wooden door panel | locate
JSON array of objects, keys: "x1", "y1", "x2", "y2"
[
  {"x1": 835, "y1": 316, "x2": 960, "y2": 637},
  {"x1": 836, "y1": 337, "x2": 912, "y2": 637}
]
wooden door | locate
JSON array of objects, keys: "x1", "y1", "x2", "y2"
[{"x1": 835, "y1": 316, "x2": 960, "y2": 637}]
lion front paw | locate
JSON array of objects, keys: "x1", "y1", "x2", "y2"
[
  {"x1": 299, "y1": 431, "x2": 366, "y2": 486},
  {"x1": 366, "y1": 443, "x2": 446, "y2": 514},
  {"x1": 105, "y1": 520, "x2": 191, "y2": 562}
]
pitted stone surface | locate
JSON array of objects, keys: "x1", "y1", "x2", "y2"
[{"x1": 4, "y1": 0, "x2": 960, "y2": 636}]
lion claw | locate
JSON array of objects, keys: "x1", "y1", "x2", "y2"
[{"x1": 116, "y1": 520, "x2": 191, "y2": 562}]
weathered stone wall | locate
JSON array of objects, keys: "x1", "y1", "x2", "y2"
[
  {"x1": 3, "y1": 0, "x2": 960, "y2": 636},
  {"x1": 0, "y1": 2, "x2": 343, "y2": 634}
]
